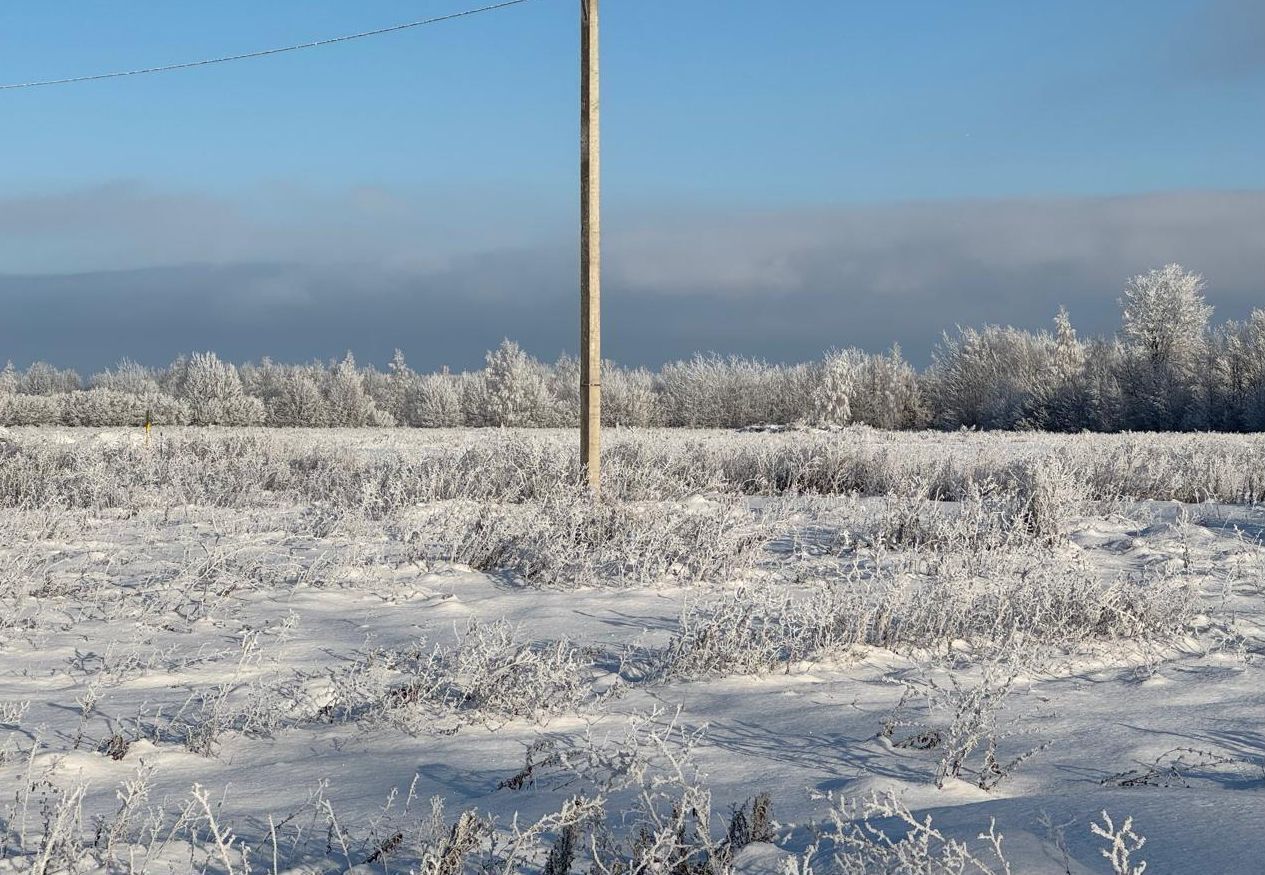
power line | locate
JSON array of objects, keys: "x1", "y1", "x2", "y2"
[{"x1": 0, "y1": 0, "x2": 536, "y2": 91}]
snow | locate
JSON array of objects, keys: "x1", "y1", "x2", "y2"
[{"x1": 0, "y1": 427, "x2": 1262, "y2": 873}]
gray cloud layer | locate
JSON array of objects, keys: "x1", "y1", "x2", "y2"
[{"x1": 1, "y1": 187, "x2": 1262, "y2": 372}]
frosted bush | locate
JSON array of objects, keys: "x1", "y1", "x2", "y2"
[
  {"x1": 314, "y1": 619, "x2": 599, "y2": 729},
  {"x1": 0, "y1": 429, "x2": 1262, "y2": 512},
  {"x1": 655, "y1": 555, "x2": 1196, "y2": 680},
  {"x1": 420, "y1": 490, "x2": 770, "y2": 589},
  {"x1": 1091, "y1": 811, "x2": 1149, "y2": 875},
  {"x1": 603, "y1": 363, "x2": 661, "y2": 427},
  {"x1": 783, "y1": 791, "x2": 1012, "y2": 875},
  {"x1": 0, "y1": 394, "x2": 62, "y2": 427},
  {"x1": 59, "y1": 389, "x2": 190, "y2": 427},
  {"x1": 881, "y1": 660, "x2": 1050, "y2": 790}
]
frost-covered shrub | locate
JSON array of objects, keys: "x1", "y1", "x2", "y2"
[
  {"x1": 657, "y1": 354, "x2": 803, "y2": 428},
  {"x1": 59, "y1": 389, "x2": 190, "y2": 426},
  {"x1": 786, "y1": 791, "x2": 1013, "y2": 874},
  {"x1": 314, "y1": 620, "x2": 598, "y2": 729},
  {"x1": 420, "y1": 491, "x2": 769, "y2": 589},
  {"x1": 655, "y1": 554, "x2": 1196, "y2": 681},
  {"x1": 854, "y1": 460, "x2": 1087, "y2": 551},
  {"x1": 881, "y1": 660, "x2": 1049, "y2": 790},
  {"x1": 0, "y1": 393, "x2": 62, "y2": 426}
]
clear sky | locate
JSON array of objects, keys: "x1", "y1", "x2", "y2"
[{"x1": 1, "y1": 0, "x2": 1263, "y2": 371}]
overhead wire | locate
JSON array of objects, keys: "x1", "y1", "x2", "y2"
[{"x1": 0, "y1": 0, "x2": 536, "y2": 91}]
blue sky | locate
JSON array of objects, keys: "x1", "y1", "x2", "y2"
[{"x1": 1, "y1": 0, "x2": 1263, "y2": 370}]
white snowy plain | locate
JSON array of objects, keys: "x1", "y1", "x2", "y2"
[{"x1": 0, "y1": 426, "x2": 1262, "y2": 874}]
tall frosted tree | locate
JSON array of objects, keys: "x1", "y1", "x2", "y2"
[
  {"x1": 1022, "y1": 308, "x2": 1090, "y2": 431},
  {"x1": 324, "y1": 353, "x2": 378, "y2": 427},
  {"x1": 90, "y1": 359, "x2": 160, "y2": 395},
  {"x1": 0, "y1": 362, "x2": 16, "y2": 396},
  {"x1": 810, "y1": 349, "x2": 858, "y2": 426},
  {"x1": 20, "y1": 362, "x2": 81, "y2": 395},
  {"x1": 382, "y1": 349, "x2": 415, "y2": 424},
  {"x1": 1221, "y1": 309, "x2": 1265, "y2": 431},
  {"x1": 407, "y1": 371, "x2": 465, "y2": 427},
  {"x1": 269, "y1": 369, "x2": 328, "y2": 427},
  {"x1": 174, "y1": 352, "x2": 264, "y2": 426},
  {"x1": 929, "y1": 325, "x2": 1055, "y2": 430},
  {"x1": 1247, "y1": 311, "x2": 1265, "y2": 431},
  {"x1": 1052, "y1": 307, "x2": 1085, "y2": 380},
  {"x1": 465, "y1": 340, "x2": 557, "y2": 427},
  {"x1": 1119, "y1": 264, "x2": 1213, "y2": 430},
  {"x1": 603, "y1": 363, "x2": 660, "y2": 427}
]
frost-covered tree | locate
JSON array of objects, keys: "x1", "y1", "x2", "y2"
[
  {"x1": 378, "y1": 349, "x2": 415, "y2": 424},
  {"x1": 464, "y1": 340, "x2": 557, "y2": 427},
  {"x1": 1212, "y1": 310, "x2": 1265, "y2": 432},
  {"x1": 323, "y1": 353, "x2": 380, "y2": 427},
  {"x1": 549, "y1": 354, "x2": 582, "y2": 428},
  {"x1": 20, "y1": 361, "x2": 81, "y2": 395},
  {"x1": 1052, "y1": 307, "x2": 1085, "y2": 380},
  {"x1": 1241, "y1": 310, "x2": 1265, "y2": 431},
  {"x1": 928, "y1": 326, "x2": 1055, "y2": 430},
  {"x1": 802, "y1": 347, "x2": 926, "y2": 430},
  {"x1": 0, "y1": 362, "x2": 17, "y2": 396},
  {"x1": 603, "y1": 364, "x2": 661, "y2": 427},
  {"x1": 1118, "y1": 264, "x2": 1213, "y2": 430},
  {"x1": 1020, "y1": 309, "x2": 1092, "y2": 431},
  {"x1": 856, "y1": 346, "x2": 928, "y2": 430},
  {"x1": 1081, "y1": 338, "x2": 1126, "y2": 432},
  {"x1": 90, "y1": 359, "x2": 160, "y2": 396},
  {"x1": 172, "y1": 352, "x2": 265, "y2": 426},
  {"x1": 407, "y1": 371, "x2": 465, "y2": 427},
  {"x1": 1121, "y1": 264, "x2": 1212, "y2": 370},
  {"x1": 238, "y1": 357, "x2": 284, "y2": 403},
  {"x1": 809, "y1": 349, "x2": 858, "y2": 426},
  {"x1": 268, "y1": 369, "x2": 328, "y2": 427}
]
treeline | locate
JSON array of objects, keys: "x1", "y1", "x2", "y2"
[{"x1": 2, "y1": 265, "x2": 1263, "y2": 432}]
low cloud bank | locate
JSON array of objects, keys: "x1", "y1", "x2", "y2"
[{"x1": 1, "y1": 186, "x2": 1261, "y2": 371}]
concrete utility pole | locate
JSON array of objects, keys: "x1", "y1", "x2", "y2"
[{"x1": 580, "y1": 0, "x2": 602, "y2": 493}]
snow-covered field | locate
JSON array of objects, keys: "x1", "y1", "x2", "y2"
[{"x1": 1, "y1": 426, "x2": 1262, "y2": 874}]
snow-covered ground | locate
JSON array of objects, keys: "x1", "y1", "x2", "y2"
[{"x1": 0, "y1": 427, "x2": 1262, "y2": 873}]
